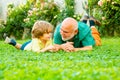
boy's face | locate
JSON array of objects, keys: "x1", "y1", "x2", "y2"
[{"x1": 40, "y1": 32, "x2": 52, "y2": 41}]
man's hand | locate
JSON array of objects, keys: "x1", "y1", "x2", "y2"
[{"x1": 60, "y1": 42, "x2": 75, "y2": 52}]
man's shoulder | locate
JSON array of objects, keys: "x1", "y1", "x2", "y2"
[
  {"x1": 54, "y1": 23, "x2": 62, "y2": 34},
  {"x1": 77, "y1": 21, "x2": 91, "y2": 40},
  {"x1": 77, "y1": 21, "x2": 90, "y2": 32},
  {"x1": 56, "y1": 23, "x2": 62, "y2": 29},
  {"x1": 78, "y1": 21, "x2": 89, "y2": 29}
]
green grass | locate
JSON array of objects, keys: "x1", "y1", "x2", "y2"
[{"x1": 0, "y1": 38, "x2": 120, "y2": 80}]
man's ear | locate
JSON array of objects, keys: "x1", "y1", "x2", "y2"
[{"x1": 74, "y1": 29, "x2": 78, "y2": 35}]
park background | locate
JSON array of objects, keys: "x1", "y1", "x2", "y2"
[
  {"x1": 0, "y1": 0, "x2": 120, "y2": 80},
  {"x1": 0, "y1": 0, "x2": 119, "y2": 39}
]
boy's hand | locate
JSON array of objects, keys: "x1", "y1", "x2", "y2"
[{"x1": 48, "y1": 45, "x2": 61, "y2": 52}]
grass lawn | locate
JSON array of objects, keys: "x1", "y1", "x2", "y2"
[{"x1": 0, "y1": 37, "x2": 120, "y2": 80}]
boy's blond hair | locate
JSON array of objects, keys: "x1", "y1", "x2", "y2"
[{"x1": 31, "y1": 20, "x2": 53, "y2": 38}]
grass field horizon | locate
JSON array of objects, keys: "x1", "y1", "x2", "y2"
[{"x1": 0, "y1": 37, "x2": 120, "y2": 80}]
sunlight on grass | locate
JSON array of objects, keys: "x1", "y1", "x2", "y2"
[{"x1": 0, "y1": 38, "x2": 120, "y2": 80}]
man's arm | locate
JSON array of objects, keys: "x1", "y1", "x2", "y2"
[
  {"x1": 53, "y1": 42, "x2": 74, "y2": 52},
  {"x1": 54, "y1": 42, "x2": 93, "y2": 52},
  {"x1": 74, "y1": 45, "x2": 93, "y2": 51}
]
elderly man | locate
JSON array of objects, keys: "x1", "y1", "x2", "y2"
[{"x1": 53, "y1": 17, "x2": 95, "y2": 52}]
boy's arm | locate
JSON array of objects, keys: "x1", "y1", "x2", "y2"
[{"x1": 40, "y1": 45, "x2": 54, "y2": 52}]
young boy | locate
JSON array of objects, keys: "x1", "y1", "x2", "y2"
[{"x1": 5, "y1": 20, "x2": 58, "y2": 53}]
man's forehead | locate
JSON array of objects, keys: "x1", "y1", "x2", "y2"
[
  {"x1": 61, "y1": 23, "x2": 75, "y2": 30},
  {"x1": 60, "y1": 25, "x2": 74, "y2": 33},
  {"x1": 61, "y1": 25, "x2": 70, "y2": 30}
]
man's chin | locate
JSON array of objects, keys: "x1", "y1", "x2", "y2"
[{"x1": 62, "y1": 37, "x2": 69, "y2": 41}]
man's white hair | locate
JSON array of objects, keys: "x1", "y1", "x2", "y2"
[{"x1": 62, "y1": 17, "x2": 78, "y2": 31}]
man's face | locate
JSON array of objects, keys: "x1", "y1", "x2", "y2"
[{"x1": 60, "y1": 25, "x2": 75, "y2": 41}]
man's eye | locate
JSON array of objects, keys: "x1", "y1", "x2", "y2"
[{"x1": 61, "y1": 29, "x2": 68, "y2": 33}]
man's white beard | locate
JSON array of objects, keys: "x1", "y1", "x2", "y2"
[{"x1": 62, "y1": 33, "x2": 75, "y2": 41}]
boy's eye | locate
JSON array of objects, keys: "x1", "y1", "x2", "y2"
[
  {"x1": 45, "y1": 30, "x2": 52, "y2": 33},
  {"x1": 48, "y1": 32, "x2": 52, "y2": 34},
  {"x1": 45, "y1": 32, "x2": 52, "y2": 34},
  {"x1": 48, "y1": 31, "x2": 52, "y2": 33}
]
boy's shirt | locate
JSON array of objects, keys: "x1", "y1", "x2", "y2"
[{"x1": 24, "y1": 38, "x2": 52, "y2": 52}]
